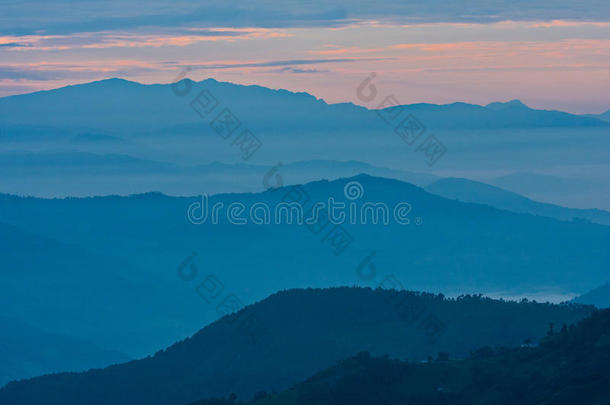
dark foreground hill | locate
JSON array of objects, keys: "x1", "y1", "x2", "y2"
[
  {"x1": 0, "y1": 287, "x2": 593, "y2": 405},
  {"x1": 196, "y1": 308, "x2": 610, "y2": 405}
]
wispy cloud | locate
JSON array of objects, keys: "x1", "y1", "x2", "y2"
[
  {"x1": 271, "y1": 67, "x2": 328, "y2": 74},
  {"x1": 0, "y1": 60, "x2": 161, "y2": 81},
  {"x1": 309, "y1": 46, "x2": 382, "y2": 56},
  {"x1": 1, "y1": 6, "x2": 608, "y2": 113},
  {"x1": 422, "y1": 64, "x2": 610, "y2": 73},
  {"x1": 0, "y1": 28, "x2": 290, "y2": 51},
  {"x1": 188, "y1": 58, "x2": 389, "y2": 70}
]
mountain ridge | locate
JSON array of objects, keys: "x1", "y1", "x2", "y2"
[
  {"x1": 0, "y1": 78, "x2": 606, "y2": 133},
  {"x1": 1, "y1": 78, "x2": 602, "y2": 119},
  {"x1": 1, "y1": 174, "x2": 608, "y2": 359},
  {"x1": 0, "y1": 286, "x2": 594, "y2": 405},
  {"x1": 425, "y1": 177, "x2": 610, "y2": 225}
]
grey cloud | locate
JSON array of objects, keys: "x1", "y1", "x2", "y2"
[
  {"x1": 1, "y1": 0, "x2": 608, "y2": 36},
  {"x1": 190, "y1": 58, "x2": 388, "y2": 70},
  {"x1": 0, "y1": 42, "x2": 31, "y2": 48}
]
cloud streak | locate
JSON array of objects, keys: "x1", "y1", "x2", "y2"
[
  {"x1": 187, "y1": 58, "x2": 389, "y2": 70},
  {"x1": 0, "y1": 28, "x2": 290, "y2": 51},
  {"x1": 271, "y1": 67, "x2": 328, "y2": 74},
  {"x1": 2, "y1": 1, "x2": 610, "y2": 36}
]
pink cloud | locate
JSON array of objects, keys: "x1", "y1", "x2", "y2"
[
  {"x1": 308, "y1": 46, "x2": 382, "y2": 55},
  {"x1": 0, "y1": 28, "x2": 291, "y2": 51}
]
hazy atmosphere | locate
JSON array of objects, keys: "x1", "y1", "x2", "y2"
[{"x1": 1, "y1": 1, "x2": 609, "y2": 404}]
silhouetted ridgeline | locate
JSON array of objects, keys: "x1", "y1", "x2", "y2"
[
  {"x1": 1, "y1": 79, "x2": 608, "y2": 209},
  {"x1": 0, "y1": 79, "x2": 606, "y2": 133},
  {"x1": 0, "y1": 287, "x2": 593, "y2": 405},
  {"x1": 425, "y1": 177, "x2": 610, "y2": 225},
  {"x1": 1, "y1": 175, "x2": 609, "y2": 358}
]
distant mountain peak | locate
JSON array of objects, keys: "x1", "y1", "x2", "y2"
[
  {"x1": 1, "y1": 79, "x2": 606, "y2": 131},
  {"x1": 485, "y1": 99, "x2": 529, "y2": 110},
  {"x1": 195, "y1": 76, "x2": 323, "y2": 103},
  {"x1": 83, "y1": 77, "x2": 142, "y2": 87}
]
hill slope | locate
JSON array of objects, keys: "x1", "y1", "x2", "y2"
[
  {"x1": 0, "y1": 152, "x2": 437, "y2": 197},
  {"x1": 425, "y1": 177, "x2": 610, "y2": 225},
  {"x1": 0, "y1": 287, "x2": 594, "y2": 405},
  {"x1": 243, "y1": 308, "x2": 610, "y2": 405},
  {"x1": 0, "y1": 220, "x2": 197, "y2": 357},
  {"x1": 1, "y1": 175, "x2": 609, "y2": 357},
  {"x1": 573, "y1": 283, "x2": 610, "y2": 309},
  {"x1": 587, "y1": 110, "x2": 610, "y2": 123},
  {"x1": 0, "y1": 316, "x2": 129, "y2": 388},
  {"x1": 0, "y1": 175, "x2": 608, "y2": 295}
]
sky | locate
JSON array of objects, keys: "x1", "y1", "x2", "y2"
[{"x1": 1, "y1": 0, "x2": 609, "y2": 114}]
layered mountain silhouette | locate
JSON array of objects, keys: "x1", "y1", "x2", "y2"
[
  {"x1": 0, "y1": 79, "x2": 606, "y2": 134},
  {"x1": 0, "y1": 152, "x2": 437, "y2": 197},
  {"x1": 2, "y1": 78, "x2": 608, "y2": 210},
  {"x1": 0, "y1": 175, "x2": 608, "y2": 359},
  {"x1": 488, "y1": 172, "x2": 610, "y2": 211},
  {"x1": 0, "y1": 220, "x2": 199, "y2": 356},
  {"x1": 211, "y1": 308, "x2": 610, "y2": 405},
  {"x1": 0, "y1": 287, "x2": 594, "y2": 405},
  {"x1": 425, "y1": 177, "x2": 610, "y2": 225},
  {"x1": 1, "y1": 78, "x2": 608, "y2": 405}
]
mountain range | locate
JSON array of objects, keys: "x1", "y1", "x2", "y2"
[
  {"x1": 2, "y1": 149, "x2": 610, "y2": 226},
  {"x1": 0, "y1": 174, "x2": 608, "y2": 360},
  {"x1": 0, "y1": 152, "x2": 438, "y2": 197},
  {"x1": 0, "y1": 287, "x2": 594, "y2": 405},
  {"x1": 1, "y1": 78, "x2": 609, "y2": 210},
  {"x1": 0, "y1": 79, "x2": 606, "y2": 133},
  {"x1": 1, "y1": 78, "x2": 608, "y2": 402},
  {"x1": 425, "y1": 177, "x2": 610, "y2": 225}
]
